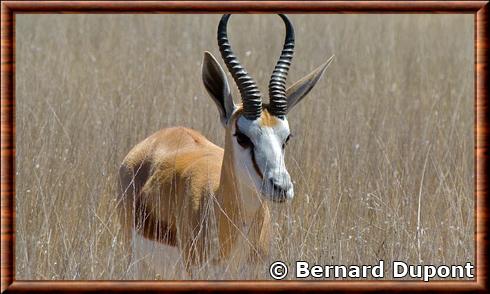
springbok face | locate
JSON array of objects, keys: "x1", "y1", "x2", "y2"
[
  {"x1": 202, "y1": 14, "x2": 334, "y2": 202},
  {"x1": 232, "y1": 109, "x2": 293, "y2": 202}
]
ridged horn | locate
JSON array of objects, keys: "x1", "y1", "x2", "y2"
[
  {"x1": 268, "y1": 14, "x2": 295, "y2": 118},
  {"x1": 217, "y1": 14, "x2": 262, "y2": 120}
]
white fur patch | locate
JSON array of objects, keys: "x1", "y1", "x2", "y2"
[
  {"x1": 130, "y1": 230, "x2": 187, "y2": 279},
  {"x1": 234, "y1": 115, "x2": 294, "y2": 200}
]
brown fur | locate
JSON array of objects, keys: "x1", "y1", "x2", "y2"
[
  {"x1": 118, "y1": 119, "x2": 271, "y2": 271},
  {"x1": 259, "y1": 109, "x2": 279, "y2": 127}
]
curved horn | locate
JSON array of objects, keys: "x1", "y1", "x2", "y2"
[
  {"x1": 268, "y1": 14, "x2": 295, "y2": 118},
  {"x1": 217, "y1": 14, "x2": 262, "y2": 120}
]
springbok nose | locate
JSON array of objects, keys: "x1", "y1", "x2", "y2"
[{"x1": 268, "y1": 177, "x2": 292, "y2": 195}]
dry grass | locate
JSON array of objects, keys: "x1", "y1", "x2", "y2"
[{"x1": 15, "y1": 14, "x2": 474, "y2": 280}]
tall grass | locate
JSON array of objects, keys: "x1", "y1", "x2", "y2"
[{"x1": 15, "y1": 14, "x2": 474, "y2": 280}]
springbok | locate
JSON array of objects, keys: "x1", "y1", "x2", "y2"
[{"x1": 118, "y1": 14, "x2": 333, "y2": 276}]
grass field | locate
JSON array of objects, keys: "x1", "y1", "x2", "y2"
[{"x1": 15, "y1": 14, "x2": 474, "y2": 280}]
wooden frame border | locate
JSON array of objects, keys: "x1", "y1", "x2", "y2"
[{"x1": 1, "y1": 1, "x2": 488, "y2": 293}]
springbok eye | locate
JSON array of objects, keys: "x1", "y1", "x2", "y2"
[{"x1": 234, "y1": 132, "x2": 253, "y2": 148}]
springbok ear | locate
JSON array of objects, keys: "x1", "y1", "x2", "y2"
[
  {"x1": 202, "y1": 51, "x2": 236, "y2": 125},
  {"x1": 286, "y1": 55, "x2": 334, "y2": 112}
]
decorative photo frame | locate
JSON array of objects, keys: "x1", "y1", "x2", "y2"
[{"x1": 1, "y1": 1, "x2": 488, "y2": 292}]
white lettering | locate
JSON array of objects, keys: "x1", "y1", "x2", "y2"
[
  {"x1": 372, "y1": 260, "x2": 383, "y2": 278},
  {"x1": 393, "y1": 261, "x2": 408, "y2": 278},
  {"x1": 296, "y1": 261, "x2": 309, "y2": 278},
  {"x1": 424, "y1": 265, "x2": 437, "y2": 281},
  {"x1": 292, "y1": 261, "x2": 473, "y2": 280}
]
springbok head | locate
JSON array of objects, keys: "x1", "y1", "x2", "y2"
[{"x1": 202, "y1": 14, "x2": 333, "y2": 202}]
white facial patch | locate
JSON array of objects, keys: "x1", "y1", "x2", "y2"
[{"x1": 232, "y1": 113, "x2": 294, "y2": 201}]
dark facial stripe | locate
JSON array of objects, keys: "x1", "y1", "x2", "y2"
[
  {"x1": 250, "y1": 148, "x2": 263, "y2": 179},
  {"x1": 235, "y1": 118, "x2": 263, "y2": 179}
]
